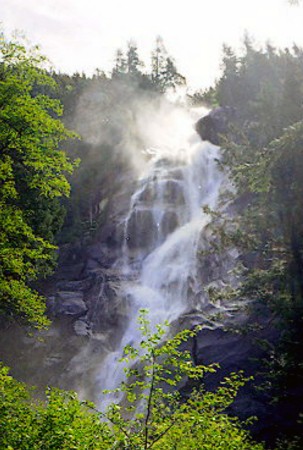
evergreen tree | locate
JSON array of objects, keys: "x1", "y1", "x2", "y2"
[
  {"x1": 112, "y1": 48, "x2": 127, "y2": 78},
  {"x1": 126, "y1": 41, "x2": 144, "y2": 76},
  {"x1": 151, "y1": 36, "x2": 167, "y2": 87},
  {"x1": 151, "y1": 37, "x2": 186, "y2": 92}
]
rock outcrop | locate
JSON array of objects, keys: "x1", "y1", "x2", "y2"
[
  {"x1": 195, "y1": 106, "x2": 236, "y2": 145},
  {"x1": 178, "y1": 304, "x2": 281, "y2": 445},
  {"x1": 51, "y1": 292, "x2": 88, "y2": 317}
]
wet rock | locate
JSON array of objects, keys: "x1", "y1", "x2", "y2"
[
  {"x1": 160, "y1": 210, "x2": 179, "y2": 238},
  {"x1": 73, "y1": 318, "x2": 91, "y2": 336},
  {"x1": 55, "y1": 278, "x2": 93, "y2": 292},
  {"x1": 162, "y1": 180, "x2": 185, "y2": 205},
  {"x1": 137, "y1": 179, "x2": 185, "y2": 206},
  {"x1": 71, "y1": 268, "x2": 128, "y2": 336},
  {"x1": 195, "y1": 106, "x2": 236, "y2": 145},
  {"x1": 126, "y1": 209, "x2": 156, "y2": 250},
  {"x1": 56, "y1": 244, "x2": 87, "y2": 280},
  {"x1": 169, "y1": 168, "x2": 184, "y2": 180},
  {"x1": 137, "y1": 183, "x2": 156, "y2": 203},
  {"x1": 54, "y1": 292, "x2": 88, "y2": 316},
  {"x1": 179, "y1": 305, "x2": 281, "y2": 444},
  {"x1": 154, "y1": 157, "x2": 173, "y2": 169},
  {"x1": 44, "y1": 354, "x2": 63, "y2": 367}
]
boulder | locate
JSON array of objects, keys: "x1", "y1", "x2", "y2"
[
  {"x1": 195, "y1": 106, "x2": 236, "y2": 145},
  {"x1": 54, "y1": 291, "x2": 88, "y2": 316},
  {"x1": 73, "y1": 318, "x2": 91, "y2": 336}
]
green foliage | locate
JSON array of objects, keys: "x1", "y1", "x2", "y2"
[
  {"x1": 199, "y1": 36, "x2": 303, "y2": 324},
  {"x1": 0, "y1": 32, "x2": 77, "y2": 329},
  {"x1": 102, "y1": 311, "x2": 263, "y2": 449},
  {"x1": 0, "y1": 314, "x2": 264, "y2": 449},
  {"x1": 199, "y1": 37, "x2": 303, "y2": 444},
  {"x1": 0, "y1": 364, "x2": 113, "y2": 449}
]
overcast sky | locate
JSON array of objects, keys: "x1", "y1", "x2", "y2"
[{"x1": 1, "y1": 0, "x2": 303, "y2": 89}]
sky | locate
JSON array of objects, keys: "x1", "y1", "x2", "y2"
[{"x1": 1, "y1": 0, "x2": 303, "y2": 90}]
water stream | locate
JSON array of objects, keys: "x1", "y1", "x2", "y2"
[{"x1": 96, "y1": 107, "x2": 225, "y2": 410}]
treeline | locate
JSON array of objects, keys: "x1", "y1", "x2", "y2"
[
  {"x1": 196, "y1": 37, "x2": 303, "y2": 446},
  {"x1": 195, "y1": 36, "x2": 303, "y2": 145},
  {"x1": 111, "y1": 37, "x2": 186, "y2": 91}
]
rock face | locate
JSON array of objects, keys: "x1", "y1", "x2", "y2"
[
  {"x1": 179, "y1": 305, "x2": 281, "y2": 445},
  {"x1": 52, "y1": 292, "x2": 88, "y2": 317},
  {"x1": 195, "y1": 106, "x2": 236, "y2": 145},
  {"x1": 126, "y1": 209, "x2": 156, "y2": 251}
]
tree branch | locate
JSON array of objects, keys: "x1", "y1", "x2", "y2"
[
  {"x1": 147, "y1": 418, "x2": 177, "y2": 449},
  {"x1": 144, "y1": 349, "x2": 155, "y2": 449}
]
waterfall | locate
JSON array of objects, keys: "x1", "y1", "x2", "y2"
[{"x1": 96, "y1": 106, "x2": 224, "y2": 410}]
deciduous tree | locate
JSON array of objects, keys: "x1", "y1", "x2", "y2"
[{"x1": 0, "y1": 32, "x2": 77, "y2": 329}]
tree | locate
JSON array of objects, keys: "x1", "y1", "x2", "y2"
[
  {"x1": 103, "y1": 311, "x2": 264, "y2": 449},
  {"x1": 197, "y1": 39, "x2": 303, "y2": 443},
  {"x1": 151, "y1": 36, "x2": 167, "y2": 87},
  {"x1": 126, "y1": 41, "x2": 144, "y2": 76},
  {"x1": 0, "y1": 313, "x2": 264, "y2": 449},
  {"x1": 0, "y1": 364, "x2": 113, "y2": 449},
  {"x1": 151, "y1": 37, "x2": 186, "y2": 92},
  {"x1": 112, "y1": 48, "x2": 127, "y2": 78},
  {"x1": 0, "y1": 32, "x2": 78, "y2": 329}
]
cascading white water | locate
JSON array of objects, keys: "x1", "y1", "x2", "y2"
[{"x1": 96, "y1": 106, "x2": 224, "y2": 410}]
